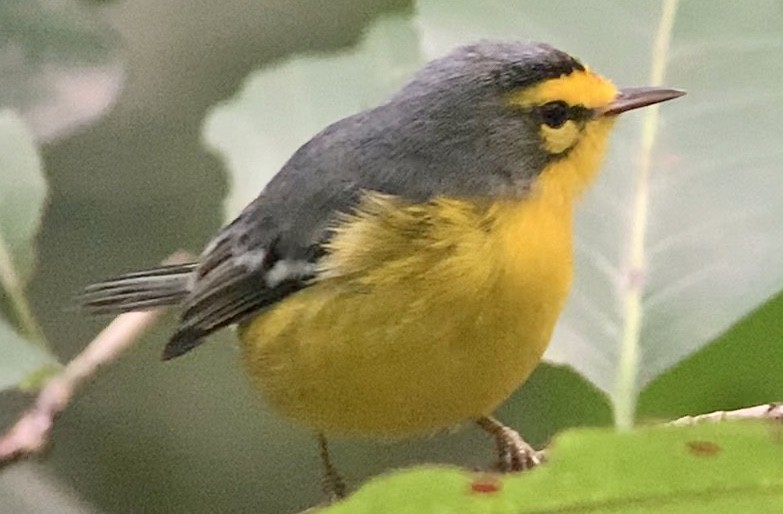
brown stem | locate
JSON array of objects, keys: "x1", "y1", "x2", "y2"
[
  {"x1": 0, "y1": 251, "x2": 191, "y2": 467},
  {"x1": 0, "y1": 309, "x2": 164, "y2": 466}
]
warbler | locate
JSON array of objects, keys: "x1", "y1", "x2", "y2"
[{"x1": 82, "y1": 40, "x2": 683, "y2": 497}]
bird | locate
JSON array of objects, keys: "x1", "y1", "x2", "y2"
[{"x1": 81, "y1": 40, "x2": 684, "y2": 499}]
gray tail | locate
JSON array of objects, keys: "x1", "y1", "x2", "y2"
[{"x1": 81, "y1": 263, "x2": 198, "y2": 314}]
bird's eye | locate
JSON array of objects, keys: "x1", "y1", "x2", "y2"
[{"x1": 539, "y1": 101, "x2": 570, "y2": 129}]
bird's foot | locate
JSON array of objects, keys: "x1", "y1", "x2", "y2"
[
  {"x1": 476, "y1": 416, "x2": 542, "y2": 473},
  {"x1": 322, "y1": 471, "x2": 347, "y2": 504},
  {"x1": 317, "y1": 433, "x2": 347, "y2": 502}
]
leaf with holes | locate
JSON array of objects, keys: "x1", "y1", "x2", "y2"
[{"x1": 416, "y1": 0, "x2": 783, "y2": 426}]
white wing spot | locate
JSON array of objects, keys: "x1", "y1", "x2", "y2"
[
  {"x1": 235, "y1": 249, "x2": 267, "y2": 269},
  {"x1": 265, "y1": 259, "x2": 316, "y2": 288}
]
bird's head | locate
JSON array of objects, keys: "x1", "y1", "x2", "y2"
[{"x1": 381, "y1": 41, "x2": 683, "y2": 202}]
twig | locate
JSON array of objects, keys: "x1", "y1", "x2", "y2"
[
  {"x1": 0, "y1": 252, "x2": 191, "y2": 467},
  {"x1": 0, "y1": 310, "x2": 164, "y2": 466},
  {"x1": 667, "y1": 403, "x2": 783, "y2": 426}
]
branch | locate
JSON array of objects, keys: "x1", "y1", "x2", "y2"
[
  {"x1": 667, "y1": 403, "x2": 783, "y2": 426},
  {"x1": 0, "y1": 310, "x2": 163, "y2": 466},
  {"x1": 0, "y1": 252, "x2": 191, "y2": 467}
]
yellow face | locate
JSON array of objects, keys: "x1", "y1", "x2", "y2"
[{"x1": 507, "y1": 70, "x2": 620, "y2": 200}]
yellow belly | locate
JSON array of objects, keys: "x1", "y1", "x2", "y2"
[{"x1": 240, "y1": 190, "x2": 573, "y2": 438}]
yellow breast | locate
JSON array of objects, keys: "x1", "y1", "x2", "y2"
[{"x1": 240, "y1": 182, "x2": 574, "y2": 438}]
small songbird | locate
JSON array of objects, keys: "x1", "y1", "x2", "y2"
[{"x1": 82, "y1": 40, "x2": 683, "y2": 498}]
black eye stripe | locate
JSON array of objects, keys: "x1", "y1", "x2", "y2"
[{"x1": 568, "y1": 105, "x2": 593, "y2": 121}]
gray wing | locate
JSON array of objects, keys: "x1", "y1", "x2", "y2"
[
  {"x1": 165, "y1": 172, "x2": 361, "y2": 359},
  {"x1": 165, "y1": 112, "x2": 375, "y2": 359}
]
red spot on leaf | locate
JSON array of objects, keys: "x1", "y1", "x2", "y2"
[{"x1": 470, "y1": 475, "x2": 502, "y2": 494}]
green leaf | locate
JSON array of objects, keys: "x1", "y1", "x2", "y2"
[
  {"x1": 0, "y1": 110, "x2": 58, "y2": 390},
  {"x1": 0, "y1": 110, "x2": 47, "y2": 287},
  {"x1": 323, "y1": 422, "x2": 783, "y2": 513},
  {"x1": 203, "y1": 14, "x2": 422, "y2": 219},
  {"x1": 639, "y1": 290, "x2": 783, "y2": 420},
  {"x1": 0, "y1": 320, "x2": 58, "y2": 392},
  {"x1": 0, "y1": 0, "x2": 123, "y2": 141},
  {"x1": 417, "y1": 0, "x2": 783, "y2": 425}
]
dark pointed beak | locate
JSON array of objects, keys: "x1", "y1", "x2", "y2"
[{"x1": 598, "y1": 87, "x2": 685, "y2": 117}]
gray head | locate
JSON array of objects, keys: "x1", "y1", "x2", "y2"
[{"x1": 347, "y1": 40, "x2": 610, "y2": 200}]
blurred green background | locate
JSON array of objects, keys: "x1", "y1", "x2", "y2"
[{"x1": 1, "y1": 1, "x2": 782, "y2": 513}]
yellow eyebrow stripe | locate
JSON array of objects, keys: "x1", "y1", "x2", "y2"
[{"x1": 507, "y1": 69, "x2": 618, "y2": 110}]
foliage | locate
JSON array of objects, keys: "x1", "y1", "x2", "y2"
[
  {"x1": 0, "y1": 0, "x2": 123, "y2": 141},
  {"x1": 0, "y1": 110, "x2": 58, "y2": 391},
  {"x1": 325, "y1": 422, "x2": 783, "y2": 513},
  {"x1": 0, "y1": 0, "x2": 122, "y2": 393},
  {"x1": 1, "y1": 0, "x2": 782, "y2": 512}
]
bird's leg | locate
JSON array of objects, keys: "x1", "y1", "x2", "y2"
[
  {"x1": 317, "y1": 433, "x2": 347, "y2": 501},
  {"x1": 476, "y1": 416, "x2": 541, "y2": 472}
]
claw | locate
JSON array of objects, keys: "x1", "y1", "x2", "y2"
[
  {"x1": 477, "y1": 416, "x2": 541, "y2": 472},
  {"x1": 318, "y1": 433, "x2": 347, "y2": 501}
]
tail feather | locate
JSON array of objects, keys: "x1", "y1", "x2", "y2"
[
  {"x1": 162, "y1": 327, "x2": 203, "y2": 360},
  {"x1": 81, "y1": 263, "x2": 197, "y2": 314}
]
